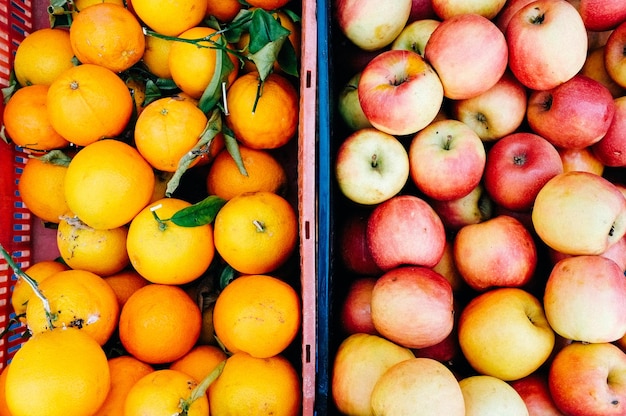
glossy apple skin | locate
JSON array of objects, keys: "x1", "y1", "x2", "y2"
[
  {"x1": 483, "y1": 132, "x2": 564, "y2": 213},
  {"x1": 391, "y1": 18, "x2": 440, "y2": 57},
  {"x1": 544, "y1": 255, "x2": 626, "y2": 343},
  {"x1": 510, "y1": 373, "x2": 565, "y2": 416},
  {"x1": 340, "y1": 277, "x2": 379, "y2": 335},
  {"x1": 334, "y1": 0, "x2": 412, "y2": 51},
  {"x1": 460, "y1": 375, "x2": 529, "y2": 415},
  {"x1": 604, "y1": 22, "x2": 626, "y2": 88},
  {"x1": 432, "y1": 239, "x2": 466, "y2": 292},
  {"x1": 424, "y1": 13, "x2": 508, "y2": 100},
  {"x1": 582, "y1": 46, "x2": 626, "y2": 99},
  {"x1": 429, "y1": 183, "x2": 493, "y2": 232},
  {"x1": 495, "y1": 0, "x2": 537, "y2": 33},
  {"x1": 527, "y1": 74, "x2": 616, "y2": 150},
  {"x1": 549, "y1": 342, "x2": 626, "y2": 416},
  {"x1": 579, "y1": 0, "x2": 626, "y2": 31},
  {"x1": 458, "y1": 288, "x2": 555, "y2": 381},
  {"x1": 506, "y1": 0, "x2": 588, "y2": 91},
  {"x1": 358, "y1": 49, "x2": 444, "y2": 135},
  {"x1": 332, "y1": 333, "x2": 415, "y2": 416},
  {"x1": 593, "y1": 96, "x2": 626, "y2": 167},
  {"x1": 370, "y1": 266, "x2": 454, "y2": 349},
  {"x1": 432, "y1": 0, "x2": 506, "y2": 20},
  {"x1": 408, "y1": 0, "x2": 437, "y2": 22},
  {"x1": 337, "y1": 211, "x2": 383, "y2": 276},
  {"x1": 558, "y1": 146, "x2": 605, "y2": 176},
  {"x1": 366, "y1": 194, "x2": 446, "y2": 271},
  {"x1": 337, "y1": 72, "x2": 373, "y2": 132},
  {"x1": 453, "y1": 215, "x2": 537, "y2": 292},
  {"x1": 548, "y1": 235, "x2": 626, "y2": 271},
  {"x1": 531, "y1": 171, "x2": 626, "y2": 255},
  {"x1": 451, "y1": 70, "x2": 528, "y2": 142},
  {"x1": 408, "y1": 119, "x2": 486, "y2": 201}
]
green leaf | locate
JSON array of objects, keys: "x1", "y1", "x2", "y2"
[
  {"x1": 222, "y1": 9, "x2": 254, "y2": 44},
  {"x1": 33, "y1": 150, "x2": 72, "y2": 167},
  {"x1": 170, "y1": 195, "x2": 227, "y2": 227},
  {"x1": 248, "y1": 9, "x2": 291, "y2": 54},
  {"x1": 249, "y1": 37, "x2": 288, "y2": 81},
  {"x1": 219, "y1": 265, "x2": 237, "y2": 290},
  {"x1": 198, "y1": 37, "x2": 236, "y2": 113},
  {"x1": 276, "y1": 38, "x2": 299, "y2": 77},
  {"x1": 222, "y1": 124, "x2": 248, "y2": 177},
  {"x1": 143, "y1": 80, "x2": 163, "y2": 106}
]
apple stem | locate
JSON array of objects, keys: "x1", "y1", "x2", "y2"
[
  {"x1": 443, "y1": 135, "x2": 453, "y2": 150},
  {"x1": 542, "y1": 95, "x2": 553, "y2": 111},
  {"x1": 371, "y1": 154, "x2": 378, "y2": 168},
  {"x1": 513, "y1": 154, "x2": 527, "y2": 166},
  {"x1": 529, "y1": 12, "x2": 545, "y2": 25}
]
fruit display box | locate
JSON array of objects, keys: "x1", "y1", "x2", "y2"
[{"x1": 0, "y1": 1, "x2": 318, "y2": 415}]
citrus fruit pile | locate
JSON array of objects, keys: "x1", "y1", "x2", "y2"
[{"x1": 0, "y1": 0, "x2": 304, "y2": 414}]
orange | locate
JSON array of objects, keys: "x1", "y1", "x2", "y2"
[
  {"x1": 46, "y1": 64, "x2": 134, "y2": 147},
  {"x1": 93, "y1": 355, "x2": 154, "y2": 416},
  {"x1": 5, "y1": 327, "x2": 110, "y2": 416},
  {"x1": 213, "y1": 191, "x2": 298, "y2": 274},
  {"x1": 17, "y1": 155, "x2": 71, "y2": 223},
  {"x1": 3, "y1": 85, "x2": 70, "y2": 151},
  {"x1": 124, "y1": 369, "x2": 210, "y2": 416},
  {"x1": 225, "y1": 71, "x2": 299, "y2": 149},
  {"x1": 25, "y1": 269, "x2": 120, "y2": 346},
  {"x1": 213, "y1": 274, "x2": 301, "y2": 358},
  {"x1": 126, "y1": 198, "x2": 215, "y2": 285},
  {"x1": 11, "y1": 260, "x2": 69, "y2": 319},
  {"x1": 103, "y1": 269, "x2": 150, "y2": 308},
  {"x1": 72, "y1": 0, "x2": 125, "y2": 11},
  {"x1": 169, "y1": 344, "x2": 227, "y2": 400},
  {"x1": 246, "y1": 0, "x2": 292, "y2": 10},
  {"x1": 205, "y1": 0, "x2": 243, "y2": 22},
  {"x1": 70, "y1": 3, "x2": 145, "y2": 73},
  {"x1": 0, "y1": 365, "x2": 12, "y2": 416},
  {"x1": 12, "y1": 28, "x2": 75, "y2": 87},
  {"x1": 56, "y1": 214, "x2": 130, "y2": 276},
  {"x1": 131, "y1": 0, "x2": 208, "y2": 37},
  {"x1": 142, "y1": 35, "x2": 173, "y2": 79},
  {"x1": 168, "y1": 26, "x2": 239, "y2": 99},
  {"x1": 134, "y1": 96, "x2": 208, "y2": 172},
  {"x1": 118, "y1": 283, "x2": 202, "y2": 364},
  {"x1": 190, "y1": 130, "x2": 226, "y2": 168},
  {"x1": 208, "y1": 351, "x2": 302, "y2": 416},
  {"x1": 63, "y1": 139, "x2": 155, "y2": 230},
  {"x1": 206, "y1": 145, "x2": 287, "y2": 200}
]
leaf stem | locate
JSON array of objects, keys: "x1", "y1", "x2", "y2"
[{"x1": 178, "y1": 360, "x2": 226, "y2": 415}]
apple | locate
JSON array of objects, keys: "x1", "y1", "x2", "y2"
[
  {"x1": 370, "y1": 358, "x2": 465, "y2": 415},
  {"x1": 495, "y1": 0, "x2": 538, "y2": 33},
  {"x1": 506, "y1": 0, "x2": 588, "y2": 91},
  {"x1": 548, "y1": 234, "x2": 626, "y2": 271},
  {"x1": 337, "y1": 72, "x2": 373, "y2": 132},
  {"x1": 366, "y1": 194, "x2": 446, "y2": 271},
  {"x1": 432, "y1": 0, "x2": 507, "y2": 20},
  {"x1": 370, "y1": 266, "x2": 454, "y2": 349},
  {"x1": 424, "y1": 13, "x2": 508, "y2": 100},
  {"x1": 549, "y1": 342, "x2": 626, "y2": 416},
  {"x1": 459, "y1": 375, "x2": 530, "y2": 416},
  {"x1": 358, "y1": 49, "x2": 444, "y2": 136},
  {"x1": 454, "y1": 215, "x2": 537, "y2": 292},
  {"x1": 581, "y1": 46, "x2": 626, "y2": 99},
  {"x1": 592, "y1": 96, "x2": 626, "y2": 167},
  {"x1": 432, "y1": 238, "x2": 466, "y2": 292},
  {"x1": 531, "y1": 171, "x2": 626, "y2": 255},
  {"x1": 458, "y1": 288, "x2": 555, "y2": 381},
  {"x1": 337, "y1": 211, "x2": 383, "y2": 276},
  {"x1": 391, "y1": 18, "x2": 440, "y2": 57},
  {"x1": 544, "y1": 255, "x2": 626, "y2": 343},
  {"x1": 429, "y1": 183, "x2": 493, "y2": 231},
  {"x1": 332, "y1": 333, "x2": 415, "y2": 416},
  {"x1": 450, "y1": 70, "x2": 528, "y2": 142},
  {"x1": 526, "y1": 74, "x2": 616, "y2": 150},
  {"x1": 510, "y1": 373, "x2": 565, "y2": 416},
  {"x1": 483, "y1": 132, "x2": 564, "y2": 213},
  {"x1": 408, "y1": 0, "x2": 437, "y2": 22},
  {"x1": 578, "y1": 0, "x2": 626, "y2": 32},
  {"x1": 413, "y1": 324, "x2": 460, "y2": 364},
  {"x1": 334, "y1": 128, "x2": 410, "y2": 206},
  {"x1": 557, "y1": 146, "x2": 605, "y2": 176},
  {"x1": 340, "y1": 277, "x2": 379, "y2": 335},
  {"x1": 334, "y1": 0, "x2": 412, "y2": 51},
  {"x1": 408, "y1": 119, "x2": 487, "y2": 201}
]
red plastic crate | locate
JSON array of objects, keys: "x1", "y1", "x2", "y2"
[{"x1": 0, "y1": 1, "x2": 317, "y2": 414}]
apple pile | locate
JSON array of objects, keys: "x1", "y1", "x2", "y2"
[{"x1": 330, "y1": 0, "x2": 626, "y2": 414}]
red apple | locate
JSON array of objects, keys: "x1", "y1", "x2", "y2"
[
  {"x1": 334, "y1": 128, "x2": 410, "y2": 206},
  {"x1": 532, "y1": 171, "x2": 626, "y2": 255},
  {"x1": 453, "y1": 215, "x2": 538, "y2": 292},
  {"x1": 527, "y1": 74, "x2": 616, "y2": 150},
  {"x1": 334, "y1": 0, "x2": 412, "y2": 51},
  {"x1": 366, "y1": 194, "x2": 446, "y2": 271},
  {"x1": 408, "y1": 0, "x2": 437, "y2": 22},
  {"x1": 548, "y1": 234, "x2": 626, "y2": 271},
  {"x1": 340, "y1": 277, "x2": 379, "y2": 335},
  {"x1": 483, "y1": 132, "x2": 564, "y2": 212},
  {"x1": 424, "y1": 13, "x2": 508, "y2": 100},
  {"x1": 337, "y1": 211, "x2": 383, "y2": 276},
  {"x1": 557, "y1": 146, "x2": 605, "y2": 176},
  {"x1": 603, "y1": 21, "x2": 626, "y2": 88},
  {"x1": 358, "y1": 49, "x2": 444, "y2": 136},
  {"x1": 592, "y1": 96, "x2": 626, "y2": 167},
  {"x1": 451, "y1": 71, "x2": 528, "y2": 142},
  {"x1": 578, "y1": 0, "x2": 626, "y2": 32},
  {"x1": 370, "y1": 266, "x2": 454, "y2": 349},
  {"x1": 506, "y1": 0, "x2": 588, "y2": 91},
  {"x1": 495, "y1": 0, "x2": 538, "y2": 33},
  {"x1": 582, "y1": 46, "x2": 626, "y2": 99},
  {"x1": 510, "y1": 373, "x2": 565, "y2": 416},
  {"x1": 408, "y1": 119, "x2": 487, "y2": 201},
  {"x1": 432, "y1": 238, "x2": 467, "y2": 292},
  {"x1": 429, "y1": 183, "x2": 494, "y2": 232},
  {"x1": 544, "y1": 255, "x2": 626, "y2": 343},
  {"x1": 549, "y1": 342, "x2": 626, "y2": 416}
]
